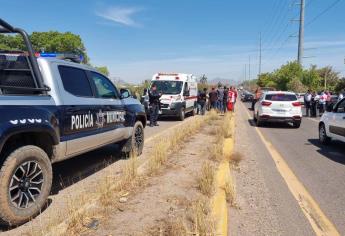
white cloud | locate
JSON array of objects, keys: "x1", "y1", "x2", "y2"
[{"x1": 96, "y1": 6, "x2": 142, "y2": 27}]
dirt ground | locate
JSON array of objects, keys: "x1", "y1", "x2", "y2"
[{"x1": 82, "y1": 125, "x2": 216, "y2": 236}]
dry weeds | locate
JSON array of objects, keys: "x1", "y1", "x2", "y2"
[{"x1": 197, "y1": 161, "x2": 215, "y2": 197}]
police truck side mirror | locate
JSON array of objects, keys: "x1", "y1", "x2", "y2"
[{"x1": 120, "y1": 89, "x2": 131, "y2": 99}]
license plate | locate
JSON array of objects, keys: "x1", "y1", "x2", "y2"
[{"x1": 273, "y1": 109, "x2": 286, "y2": 113}]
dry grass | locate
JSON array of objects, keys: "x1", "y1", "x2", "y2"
[
  {"x1": 197, "y1": 161, "x2": 215, "y2": 197},
  {"x1": 148, "y1": 140, "x2": 169, "y2": 174},
  {"x1": 224, "y1": 180, "x2": 236, "y2": 207},
  {"x1": 228, "y1": 152, "x2": 243, "y2": 168},
  {"x1": 188, "y1": 198, "x2": 215, "y2": 236}
]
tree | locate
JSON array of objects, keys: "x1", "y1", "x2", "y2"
[
  {"x1": 257, "y1": 73, "x2": 276, "y2": 88},
  {"x1": 274, "y1": 61, "x2": 303, "y2": 91},
  {"x1": 287, "y1": 77, "x2": 307, "y2": 92},
  {"x1": 198, "y1": 75, "x2": 209, "y2": 91},
  {"x1": 0, "y1": 31, "x2": 89, "y2": 63},
  {"x1": 95, "y1": 66, "x2": 109, "y2": 76},
  {"x1": 317, "y1": 66, "x2": 340, "y2": 91},
  {"x1": 301, "y1": 65, "x2": 321, "y2": 91},
  {"x1": 334, "y1": 78, "x2": 345, "y2": 93}
]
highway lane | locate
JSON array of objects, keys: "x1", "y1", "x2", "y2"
[{"x1": 240, "y1": 101, "x2": 345, "y2": 234}]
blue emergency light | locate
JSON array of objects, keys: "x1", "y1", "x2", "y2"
[{"x1": 36, "y1": 52, "x2": 83, "y2": 63}]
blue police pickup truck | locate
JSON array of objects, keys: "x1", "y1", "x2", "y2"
[{"x1": 0, "y1": 19, "x2": 146, "y2": 225}]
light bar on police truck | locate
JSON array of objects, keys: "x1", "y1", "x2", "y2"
[{"x1": 35, "y1": 52, "x2": 84, "y2": 63}]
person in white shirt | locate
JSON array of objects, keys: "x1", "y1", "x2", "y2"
[
  {"x1": 304, "y1": 90, "x2": 312, "y2": 117},
  {"x1": 319, "y1": 91, "x2": 327, "y2": 115}
]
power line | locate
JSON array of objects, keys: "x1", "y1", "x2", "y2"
[{"x1": 305, "y1": 0, "x2": 342, "y2": 27}]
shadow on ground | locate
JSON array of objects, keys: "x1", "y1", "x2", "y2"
[
  {"x1": 307, "y1": 139, "x2": 345, "y2": 165},
  {"x1": 247, "y1": 119, "x2": 296, "y2": 129}
]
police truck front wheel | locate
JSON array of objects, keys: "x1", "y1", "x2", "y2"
[
  {"x1": 178, "y1": 108, "x2": 185, "y2": 121},
  {"x1": 0, "y1": 145, "x2": 52, "y2": 226}
]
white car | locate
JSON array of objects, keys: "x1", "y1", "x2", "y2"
[
  {"x1": 319, "y1": 98, "x2": 345, "y2": 144},
  {"x1": 254, "y1": 91, "x2": 302, "y2": 128}
]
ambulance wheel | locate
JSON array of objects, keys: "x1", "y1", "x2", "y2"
[{"x1": 178, "y1": 108, "x2": 185, "y2": 121}]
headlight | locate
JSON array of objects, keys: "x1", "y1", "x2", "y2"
[{"x1": 175, "y1": 95, "x2": 182, "y2": 101}]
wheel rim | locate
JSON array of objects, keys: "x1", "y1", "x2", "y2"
[
  {"x1": 134, "y1": 126, "x2": 144, "y2": 151},
  {"x1": 9, "y1": 161, "x2": 44, "y2": 209}
]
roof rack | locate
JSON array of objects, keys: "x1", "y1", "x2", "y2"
[{"x1": 0, "y1": 18, "x2": 49, "y2": 93}]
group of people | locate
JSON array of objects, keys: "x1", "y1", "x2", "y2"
[
  {"x1": 304, "y1": 90, "x2": 343, "y2": 117},
  {"x1": 197, "y1": 86, "x2": 238, "y2": 115}
]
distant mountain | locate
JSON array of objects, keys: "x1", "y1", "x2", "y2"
[
  {"x1": 109, "y1": 77, "x2": 133, "y2": 86},
  {"x1": 208, "y1": 78, "x2": 237, "y2": 86}
]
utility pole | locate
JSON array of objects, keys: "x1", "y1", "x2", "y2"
[
  {"x1": 297, "y1": 0, "x2": 305, "y2": 65},
  {"x1": 259, "y1": 32, "x2": 262, "y2": 77},
  {"x1": 249, "y1": 56, "x2": 251, "y2": 81},
  {"x1": 244, "y1": 64, "x2": 247, "y2": 81}
]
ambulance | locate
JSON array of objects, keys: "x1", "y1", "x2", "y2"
[{"x1": 150, "y1": 73, "x2": 198, "y2": 121}]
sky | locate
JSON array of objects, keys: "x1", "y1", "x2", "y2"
[{"x1": 1, "y1": 0, "x2": 345, "y2": 83}]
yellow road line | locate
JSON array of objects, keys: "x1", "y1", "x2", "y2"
[
  {"x1": 212, "y1": 116, "x2": 235, "y2": 236},
  {"x1": 241, "y1": 103, "x2": 340, "y2": 236}
]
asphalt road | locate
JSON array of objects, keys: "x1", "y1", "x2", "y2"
[{"x1": 231, "y1": 101, "x2": 345, "y2": 235}]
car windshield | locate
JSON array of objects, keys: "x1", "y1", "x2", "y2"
[
  {"x1": 151, "y1": 80, "x2": 183, "y2": 95},
  {"x1": 265, "y1": 94, "x2": 297, "y2": 101}
]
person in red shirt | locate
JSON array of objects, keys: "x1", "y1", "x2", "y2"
[{"x1": 227, "y1": 87, "x2": 235, "y2": 112}]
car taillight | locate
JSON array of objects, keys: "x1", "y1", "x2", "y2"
[
  {"x1": 292, "y1": 102, "x2": 301, "y2": 107},
  {"x1": 261, "y1": 101, "x2": 272, "y2": 106}
]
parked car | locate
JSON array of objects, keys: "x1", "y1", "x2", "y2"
[
  {"x1": 241, "y1": 91, "x2": 254, "y2": 102},
  {"x1": 253, "y1": 91, "x2": 302, "y2": 128},
  {"x1": 319, "y1": 98, "x2": 345, "y2": 144},
  {"x1": 0, "y1": 19, "x2": 146, "y2": 226}
]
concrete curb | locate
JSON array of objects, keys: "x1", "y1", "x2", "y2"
[{"x1": 212, "y1": 115, "x2": 235, "y2": 236}]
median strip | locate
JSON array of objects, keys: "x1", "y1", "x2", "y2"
[{"x1": 211, "y1": 113, "x2": 235, "y2": 236}]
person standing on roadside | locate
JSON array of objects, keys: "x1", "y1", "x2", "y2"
[
  {"x1": 217, "y1": 85, "x2": 224, "y2": 113},
  {"x1": 252, "y1": 87, "x2": 261, "y2": 110},
  {"x1": 311, "y1": 91, "x2": 317, "y2": 117},
  {"x1": 304, "y1": 90, "x2": 312, "y2": 117},
  {"x1": 228, "y1": 87, "x2": 235, "y2": 112},
  {"x1": 209, "y1": 87, "x2": 218, "y2": 110},
  {"x1": 223, "y1": 86, "x2": 228, "y2": 113},
  {"x1": 319, "y1": 91, "x2": 326, "y2": 116},
  {"x1": 325, "y1": 91, "x2": 332, "y2": 111},
  {"x1": 148, "y1": 84, "x2": 161, "y2": 127},
  {"x1": 197, "y1": 88, "x2": 207, "y2": 115}
]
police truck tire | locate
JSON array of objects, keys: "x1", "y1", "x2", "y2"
[
  {"x1": 0, "y1": 145, "x2": 52, "y2": 226},
  {"x1": 121, "y1": 121, "x2": 144, "y2": 157},
  {"x1": 178, "y1": 108, "x2": 185, "y2": 121}
]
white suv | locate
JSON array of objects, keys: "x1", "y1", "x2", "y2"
[
  {"x1": 319, "y1": 98, "x2": 345, "y2": 144},
  {"x1": 254, "y1": 91, "x2": 302, "y2": 128}
]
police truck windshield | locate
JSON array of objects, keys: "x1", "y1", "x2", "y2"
[{"x1": 151, "y1": 80, "x2": 183, "y2": 95}]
